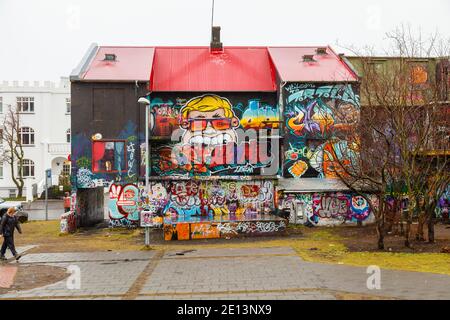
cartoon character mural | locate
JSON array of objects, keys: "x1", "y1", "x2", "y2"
[
  {"x1": 179, "y1": 95, "x2": 240, "y2": 146},
  {"x1": 283, "y1": 84, "x2": 360, "y2": 178},
  {"x1": 150, "y1": 93, "x2": 279, "y2": 177}
]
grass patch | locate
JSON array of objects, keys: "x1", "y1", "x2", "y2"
[{"x1": 16, "y1": 220, "x2": 144, "y2": 252}]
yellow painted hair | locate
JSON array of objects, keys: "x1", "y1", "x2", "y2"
[{"x1": 181, "y1": 94, "x2": 234, "y2": 119}]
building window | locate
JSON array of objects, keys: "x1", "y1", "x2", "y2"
[
  {"x1": 62, "y1": 163, "x2": 71, "y2": 176},
  {"x1": 0, "y1": 164, "x2": 3, "y2": 178},
  {"x1": 66, "y1": 98, "x2": 71, "y2": 114},
  {"x1": 92, "y1": 140, "x2": 126, "y2": 173},
  {"x1": 0, "y1": 97, "x2": 3, "y2": 113},
  {"x1": 0, "y1": 129, "x2": 3, "y2": 141},
  {"x1": 17, "y1": 97, "x2": 34, "y2": 113},
  {"x1": 20, "y1": 159, "x2": 35, "y2": 177},
  {"x1": 66, "y1": 128, "x2": 71, "y2": 143},
  {"x1": 19, "y1": 127, "x2": 35, "y2": 145}
]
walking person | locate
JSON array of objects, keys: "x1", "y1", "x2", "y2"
[
  {"x1": 0, "y1": 207, "x2": 22, "y2": 261},
  {"x1": 63, "y1": 192, "x2": 71, "y2": 213}
]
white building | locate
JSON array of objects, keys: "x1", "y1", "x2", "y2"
[{"x1": 0, "y1": 77, "x2": 71, "y2": 198}]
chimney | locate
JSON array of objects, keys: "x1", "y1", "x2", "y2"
[{"x1": 210, "y1": 26, "x2": 223, "y2": 53}]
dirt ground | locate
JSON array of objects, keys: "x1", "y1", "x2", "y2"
[
  {"x1": 331, "y1": 223, "x2": 450, "y2": 253},
  {"x1": 0, "y1": 265, "x2": 67, "y2": 294}
]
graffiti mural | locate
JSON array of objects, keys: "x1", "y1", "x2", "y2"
[
  {"x1": 191, "y1": 223, "x2": 220, "y2": 239},
  {"x1": 283, "y1": 84, "x2": 360, "y2": 178},
  {"x1": 437, "y1": 185, "x2": 450, "y2": 220},
  {"x1": 281, "y1": 192, "x2": 375, "y2": 226},
  {"x1": 108, "y1": 183, "x2": 140, "y2": 227},
  {"x1": 163, "y1": 219, "x2": 286, "y2": 240},
  {"x1": 104, "y1": 180, "x2": 276, "y2": 229},
  {"x1": 150, "y1": 94, "x2": 279, "y2": 177},
  {"x1": 71, "y1": 121, "x2": 140, "y2": 190},
  {"x1": 217, "y1": 220, "x2": 287, "y2": 237},
  {"x1": 160, "y1": 180, "x2": 275, "y2": 221}
]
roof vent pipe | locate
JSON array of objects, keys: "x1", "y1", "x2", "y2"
[
  {"x1": 316, "y1": 47, "x2": 328, "y2": 55},
  {"x1": 303, "y1": 54, "x2": 316, "y2": 62},
  {"x1": 104, "y1": 53, "x2": 117, "y2": 61}
]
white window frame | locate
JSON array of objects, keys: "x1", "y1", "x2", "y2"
[
  {"x1": 0, "y1": 97, "x2": 3, "y2": 113},
  {"x1": 20, "y1": 159, "x2": 35, "y2": 177},
  {"x1": 62, "y1": 163, "x2": 71, "y2": 176},
  {"x1": 0, "y1": 163, "x2": 3, "y2": 178},
  {"x1": 66, "y1": 98, "x2": 71, "y2": 114},
  {"x1": 66, "y1": 128, "x2": 71, "y2": 143},
  {"x1": 19, "y1": 127, "x2": 35, "y2": 145},
  {"x1": 17, "y1": 96, "x2": 35, "y2": 113}
]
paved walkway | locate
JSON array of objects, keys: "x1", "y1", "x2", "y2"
[{"x1": 0, "y1": 247, "x2": 449, "y2": 300}]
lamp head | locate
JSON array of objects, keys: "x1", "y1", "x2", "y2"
[{"x1": 138, "y1": 97, "x2": 150, "y2": 105}]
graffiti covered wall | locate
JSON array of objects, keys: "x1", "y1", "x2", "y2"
[
  {"x1": 141, "y1": 180, "x2": 275, "y2": 219},
  {"x1": 107, "y1": 179, "x2": 276, "y2": 229},
  {"x1": 149, "y1": 93, "x2": 280, "y2": 177},
  {"x1": 281, "y1": 192, "x2": 376, "y2": 226},
  {"x1": 283, "y1": 84, "x2": 360, "y2": 178},
  {"x1": 71, "y1": 120, "x2": 142, "y2": 227}
]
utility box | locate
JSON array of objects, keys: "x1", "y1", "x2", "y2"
[{"x1": 75, "y1": 187, "x2": 104, "y2": 227}]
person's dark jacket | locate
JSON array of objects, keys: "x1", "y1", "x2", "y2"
[{"x1": 0, "y1": 214, "x2": 22, "y2": 237}]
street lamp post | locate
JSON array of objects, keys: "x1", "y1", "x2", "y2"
[{"x1": 138, "y1": 96, "x2": 151, "y2": 246}]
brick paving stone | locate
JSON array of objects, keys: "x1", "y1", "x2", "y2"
[
  {"x1": 300, "y1": 261, "x2": 450, "y2": 300},
  {"x1": 0, "y1": 260, "x2": 148, "y2": 298},
  {"x1": 163, "y1": 247, "x2": 295, "y2": 259},
  {"x1": 17, "y1": 251, "x2": 156, "y2": 264},
  {"x1": 4, "y1": 245, "x2": 37, "y2": 260},
  {"x1": 0, "y1": 266, "x2": 18, "y2": 288},
  {"x1": 1, "y1": 247, "x2": 449, "y2": 300}
]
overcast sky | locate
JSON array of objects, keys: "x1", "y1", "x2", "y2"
[{"x1": 1, "y1": 0, "x2": 449, "y2": 82}]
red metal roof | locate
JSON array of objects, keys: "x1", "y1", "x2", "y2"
[
  {"x1": 150, "y1": 47, "x2": 277, "y2": 92},
  {"x1": 82, "y1": 46, "x2": 155, "y2": 81},
  {"x1": 268, "y1": 46, "x2": 358, "y2": 82},
  {"x1": 76, "y1": 45, "x2": 358, "y2": 86}
]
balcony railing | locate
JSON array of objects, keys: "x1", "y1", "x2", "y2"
[{"x1": 48, "y1": 143, "x2": 70, "y2": 154}]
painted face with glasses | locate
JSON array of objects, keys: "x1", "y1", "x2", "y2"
[{"x1": 180, "y1": 94, "x2": 240, "y2": 146}]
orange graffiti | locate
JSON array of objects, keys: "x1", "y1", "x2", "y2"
[{"x1": 241, "y1": 185, "x2": 260, "y2": 198}]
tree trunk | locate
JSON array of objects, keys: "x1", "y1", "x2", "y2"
[
  {"x1": 376, "y1": 204, "x2": 385, "y2": 250},
  {"x1": 377, "y1": 227, "x2": 385, "y2": 250},
  {"x1": 427, "y1": 209, "x2": 435, "y2": 243},
  {"x1": 405, "y1": 213, "x2": 412, "y2": 248},
  {"x1": 415, "y1": 212, "x2": 426, "y2": 241}
]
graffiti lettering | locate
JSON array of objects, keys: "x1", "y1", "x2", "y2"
[{"x1": 127, "y1": 141, "x2": 135, "y2": 178}]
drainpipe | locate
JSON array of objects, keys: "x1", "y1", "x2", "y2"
[{"x1": 278, "y1": 81, "x2": 287, "y2": 179}]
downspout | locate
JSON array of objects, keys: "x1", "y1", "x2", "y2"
[
  {"x1": 278, "y1": 81, "x2": 287, "y2": 179},
  {"x1": 276, "y1": 81, "x2": 287, "y2": 210}
]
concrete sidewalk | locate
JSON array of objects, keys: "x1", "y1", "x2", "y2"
[{"x1": 1, "y1": 247, "x2": 449, "y2": 300}]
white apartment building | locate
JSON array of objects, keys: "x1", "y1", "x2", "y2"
[{"x1": 0, "y1": 77, "x2": 71, "y2": 198}]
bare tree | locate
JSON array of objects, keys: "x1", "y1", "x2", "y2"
[
  {"x1": 333, "y1": 25, "x2": 449, "y2": 248},
  {"x1": 383, "y1": 26, "x2": 449, "y2": 247},
  {"x1": 0, "y1": 104, "x2": 25, "y2": 197}
]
